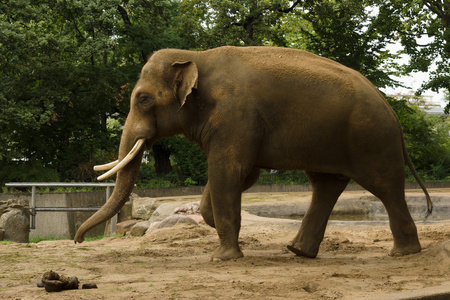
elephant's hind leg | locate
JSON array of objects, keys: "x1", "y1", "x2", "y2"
[
  {"x1": 356, "y1": 177, "x2": 421, "y2": 256},
  {"x1": 288, "y1": 172, "x2": 349, "y2": 258}
]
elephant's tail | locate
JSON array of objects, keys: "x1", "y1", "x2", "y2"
[{"x1": 401, "y1": 132, "x2": 433, "y2": 217}]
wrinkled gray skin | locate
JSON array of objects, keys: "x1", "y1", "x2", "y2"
[{"x1": 74, "y1": 46, "x2": 432, "y2": 261}]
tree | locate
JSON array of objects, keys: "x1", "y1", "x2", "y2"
[
  {"x1": 389, "y1": 0, "x2": 450, "y2": 110},
  {"x1": 176, "y1": 0, "x2": 302, "y2": 49},
  {"x1": 0, "y1": 0, "x2": 182, "y2": 183},
  {"x1": 294, "y1": 0, "x2": 402, "y2": 88},
  {"x1": 387, "y1": 97, "x2": 450, "y2": 171},
  {"x1": 169, "y1": 135, "x2": 208, "y2": 184}
]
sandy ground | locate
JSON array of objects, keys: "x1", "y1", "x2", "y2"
[{"x1": 1, "y1": 189, "x2": 450, "y2": 299}]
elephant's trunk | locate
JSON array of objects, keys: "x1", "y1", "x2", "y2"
[{"x1": 74, "y1": 139, "x2": 145, "y2": 243}]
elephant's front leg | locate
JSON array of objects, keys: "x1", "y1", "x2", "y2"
[
  {"x1": 207, "y1": 167, "x2": 248, "y2": 261},
  {"x1": 200, "y1": 182, "x2": 215, "y2": 228},
  {"x1": 200, "y1": 168, "x2": 260, "y2": 230}
]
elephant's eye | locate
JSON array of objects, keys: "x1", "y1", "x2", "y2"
[{"x1": 138, "y1": 93, "x2": 155, "y2": 107}]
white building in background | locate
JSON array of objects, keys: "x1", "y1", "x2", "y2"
[{"x1": 389, "y1": 93, "x2": 446, "y2": 116}]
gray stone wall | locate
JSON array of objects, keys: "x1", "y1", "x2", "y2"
[
  {"x1": 1, "y1": 181, "x2": 449, "y2": 240},
  {"x1": 0, "y1": 191, "x2": 106, "y2": 239}
]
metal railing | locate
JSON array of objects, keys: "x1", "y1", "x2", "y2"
[{"x1": 4, "y1": 182, "x2": 117, "y2": 236}]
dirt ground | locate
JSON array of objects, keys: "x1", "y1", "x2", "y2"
[{"x1": 1, "y1": 189, "x2": 450, "y2": 299}]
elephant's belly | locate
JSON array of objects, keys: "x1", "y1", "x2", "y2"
[{"x1": 255, "y1": 140, "x2": 350, "y2": 173}]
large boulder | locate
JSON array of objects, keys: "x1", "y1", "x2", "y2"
[
  {"x1": 149, "y1": 203, "x2": 180, "y2": 224},
  {"x1": 103, "y1": 200, "x2": 133, "y2": 237},
  {"x1": 115, "y1": 219, "x2": 141, "y2": 236},
  {"x1": 173, "y1": 201, "x2": 200, "y2": 215},
  {"x1": 146, "y1": 215, "x2": 199, "y2": 236},
  {"x1": 0, "y1": 205, "x2": 30, "y2": 243},
  {"x1": 119, "y1": 201, "x2": 133, "y2": 222},
  {"x1": 131, "y1": 196, "x2": 157, "y2": 220},
  {"x1": 157, "y1": 215, "x2": 198, "y2": 229},
  {"x1": 130, "y1": 221, "x2": 151, "y2": 236}
]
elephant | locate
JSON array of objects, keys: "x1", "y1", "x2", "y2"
[{"x1": 74, "y1": 46, "x2": 433, "y2": 261}]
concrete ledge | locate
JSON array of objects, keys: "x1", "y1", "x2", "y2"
[
  {"x1": 357, "y1": 282, "x2": 450, "y2": 300},
  {"x1": 135, "y1": 182, "x2": 450, "y2": 198}
]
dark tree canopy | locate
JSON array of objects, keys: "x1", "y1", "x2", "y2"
[{"x1": 1, "y1": 0, "x2": 449, "y2": 187}]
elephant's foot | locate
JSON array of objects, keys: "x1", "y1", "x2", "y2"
[
  {"x1": 389, "y1": 241, "x2": 421, "y2": 256},
  {"x1": 287, "y1": 242, "x2": 318, "y2": 258},
  {"x1": 210, "y1": 245, "x2": 243, "y2": 262}
]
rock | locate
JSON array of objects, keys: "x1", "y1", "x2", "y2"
[
  {"x1": 119, "y1": 201, "x2": 133, "y2": 222},
  {"x1": 157, "y1": 215, "x2": 198, "y2": 229},
  {"x1": 0, "y1": 209, "x2": 30, "y2": 243},
  {"x1": 0, "y1": 202, "x2": 7, "y2": 216},
  {"x1": 7, "y1": 199, "x2": 29, "y2": 208},
  {"x1": 132, "y1": 197, "x2": 157, "y2": 220},
  {"x1": 174, "y1": 201, "x2": 200, "y2": 215},
  {"x1": 0, "y1": 228, "x2": 4, "y2": 241},
  {"x1": 146, "y1": 215, "x2": 199, "y2": 236},
  {"x1": 149, "y1": 203, "x2": 180, "y2": 224},
  {"x1": 145, "y1": 221, "x2": 161, "y2": 236},
  {"x1": 104, "y1": 200, "x2": 133, "y2": 237},
  {"x1": 37, "y1": 279, "x2": 44, "y2": 288},
  {"x1": 442, "y1": 240, "x2": 450, "y2": 261},
  {"x1": 116, "y1": 219, "x2": 141, "y2": 236},
  {"x1": 130, "y1": 221, "x2": 151, "y2": 236}
]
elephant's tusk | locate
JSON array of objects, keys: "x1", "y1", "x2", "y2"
[
  {"x1": 96, "y1": 138, "x2": 146, "y2": 181},
  {"x1": 93, "y1": 160, "x2": 119, "y2": 171}
]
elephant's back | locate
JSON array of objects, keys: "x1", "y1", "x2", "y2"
[{"x1": 211, "y1": 47, "x2": 357, "y2": 81}]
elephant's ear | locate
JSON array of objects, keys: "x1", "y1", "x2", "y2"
[{"x1": 172, "y1": 61, "x2": 198, "y2": 108}]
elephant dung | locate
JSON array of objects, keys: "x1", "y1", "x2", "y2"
[
  {"x1": 130, "y1": 221, "x2": 151, "y2": 236},
  {"x1": 38, "y1": 271, "x2": 79, "y2": 292},
  {"x1": 44, "y1": 280, "x2": 64, "y2": 292},
  {"x1": 131, "y1": 196, "x2": 157, "y2": 220},
  {"x1": 82, "y1": 283, "x2": 98, "y2": 289}
]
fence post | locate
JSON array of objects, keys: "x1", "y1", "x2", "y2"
[
  {"x1": 106, "y1": 186, "x2": 117, "y2": 236},
  {"x1": 31, "y1": 185, "x2": 36, "y2": 229}
]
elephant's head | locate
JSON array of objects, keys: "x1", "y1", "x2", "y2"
[{"x1": 74, "y1": 56, "x2": 198, "y2": 243}]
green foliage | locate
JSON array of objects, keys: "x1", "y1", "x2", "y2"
[
  {"x1": 297, "y1": 0, "x2": 401, "y2": 88},
  {"x1": 2, "y1": 0, "x2": 450, "y2": 187},
  {"x1": 0, "y1": 160, "x2": 60, "y2": 187},
  {"x1": 29, "y1": 235, "x2": 104, "y2": 243},
  {"x1": 387, "y1": 97, "x2": 450, "y2": 171},
  {"x1": 135, "y1": 135, "x2": 207, "y2": 187},
  {"x1": 183, "y1": 177, "x2": 198, "y2": 187},
  {"x1": 0, "y1": 0, "x2": 182, "y2": 183},
  {"x1": 257, "y1": 170, "x2": 310, "y2": 185},
  {"x1": 168, "y1": 135, "x2": 208, "y2": 185},
  {"x1": 387, "y1": 0, "x2": 450, "y2": 108},
  {"x1": 176, "y1": 0, "x2": 301, "y2": 48}
]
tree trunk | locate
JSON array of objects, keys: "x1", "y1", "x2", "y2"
[{"x1": 152, "y1": 142, "x2": 172, "y2": 175}]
